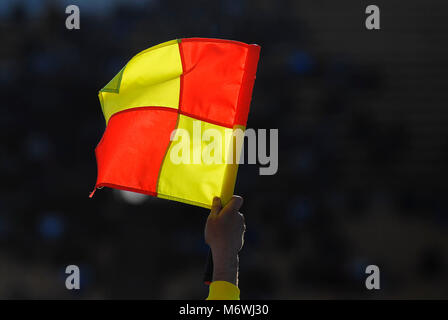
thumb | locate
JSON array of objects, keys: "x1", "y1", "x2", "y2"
[{"x1": 210, "y1": 196, "x2": 222, "y2": 215}]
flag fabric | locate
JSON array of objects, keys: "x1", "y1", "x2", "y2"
[{"x1": 90, "y1": 38, "x2": 260, "y2": 208}]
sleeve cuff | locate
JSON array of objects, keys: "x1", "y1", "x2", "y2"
[{"x1": 206, "y1": 281, "x2": 240, "y2": 300}]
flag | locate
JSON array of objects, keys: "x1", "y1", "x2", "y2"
[{"x1": 90, "y1": 38, "x2": 260, "y2": 208}]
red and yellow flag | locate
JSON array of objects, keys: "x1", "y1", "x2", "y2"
[{"x1": 91, "y1": 38, "x2": 260, "y2": 208}]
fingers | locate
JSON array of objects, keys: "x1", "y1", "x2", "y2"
[{"x1": 210, "y1": 196, "x2": 222, "y2": 216}]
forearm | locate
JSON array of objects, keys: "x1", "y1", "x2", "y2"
[
  {"x1": 207, "y1": 254, "x2": 240, "y2": 300},
  {"x1": 212, "y1": 253, "x2": 239, "y2": 286}
]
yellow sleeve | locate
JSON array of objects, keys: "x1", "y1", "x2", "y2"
[{"x1": 206, "y1": 281, "x2": 240, "y2": 300}]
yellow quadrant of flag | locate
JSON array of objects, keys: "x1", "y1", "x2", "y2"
[
  {"x1": 157, "y1": 114, "x2": 244, "y2": 208},
  {"x1": 99, "y1": 39, "x2": 182, "y2": 124}
]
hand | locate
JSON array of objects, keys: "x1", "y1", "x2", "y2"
[{"x1": 205, "y1": 195, "x2": 245, "y2": 285}]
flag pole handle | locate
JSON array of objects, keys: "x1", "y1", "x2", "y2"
[{"x1": 203, "y1": 249, "x2": 213, "y2": 285}]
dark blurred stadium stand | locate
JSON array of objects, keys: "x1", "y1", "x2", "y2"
[{"x1": 0, "y1": 0, "x2": 447, "y2": 298}]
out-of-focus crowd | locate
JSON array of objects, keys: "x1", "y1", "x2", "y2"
[{"x1": 0, "y1": 0, "x2": 447, "y2": 299}]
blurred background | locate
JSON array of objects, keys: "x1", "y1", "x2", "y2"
[{"x1": 0, "y1": 0, "x2": 447, "y2": 299}]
